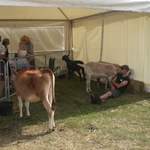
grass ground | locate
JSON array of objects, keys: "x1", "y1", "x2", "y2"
[{"x1": 0, "y1": 77, "x2": 150, "y2": 150}]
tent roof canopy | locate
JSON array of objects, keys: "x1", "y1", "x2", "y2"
[
  {"x1": 0, "y1": 0, "x2": 150, "y2": 20},
  {"x1": 0, "y1": 6, "x2": 108, "y2": 20}
]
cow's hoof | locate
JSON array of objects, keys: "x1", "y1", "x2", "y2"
[
  {"x1": 25, "y1": 116, "x2": 32, "y2": 120},
  {"x1": 17, "y1": 117, "x2": 23, "y2": 121},
  {"x1": 87, "y1": 90, "x2": 92, "y2": 94},
  {"x1": 47, "y1": 128, "x2": 55, "y2": 133}
]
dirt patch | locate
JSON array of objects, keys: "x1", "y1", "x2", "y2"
[{"x1": 0, "y1": 122, "x2": 103, "y2": 150}]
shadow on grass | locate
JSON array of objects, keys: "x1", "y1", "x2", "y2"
[{"x1": 0, "y1": 77, "x2": 149, "y2": 147}]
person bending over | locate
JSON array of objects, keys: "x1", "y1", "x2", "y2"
[
  {"x1": 18, "y1": 35, "x2": 35, "y2": 67},
  {"x1": 90, "y1": 65, "x2": 130, "y2": 104}
]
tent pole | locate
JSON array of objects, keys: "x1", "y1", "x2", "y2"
[
  {"x1": 69, "y1": 20, "x2": 73, "y2": 57},
  {"x1": 57, "y1": 8, "x2": 69, "y2": 20},
  {"x1": 66, "y1": 21, "x2": 73, "y2": 56},
  {"x1": 57, "y1": 8, "x2": 72, "y2": 56},
  {"x1": 99, "y1": 18, "x2": 104, "y2": 62}
]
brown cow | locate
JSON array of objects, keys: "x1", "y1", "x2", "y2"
[{"x1": 13, "y1": 68, "x2": 56, "y2": 130}]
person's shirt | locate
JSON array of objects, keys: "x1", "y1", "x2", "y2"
[
  {"x1": 114, "y1": 73, "x2": 130, "y2": 93},
  {"x1": 18, "y1": 49, "x2": 27, "y2": 57},
  {"x1": 19, "y1": 41, "x2": 34, "y2": 56},
  {"x1": 26, "y1": 42, "x2": 34, "y2": 56},
  {"x1": 0, "y1": 42, "x2": 6, "y2": 60},
  {"x1": 15, "y1": 51, "x2": 30, "y2": 70},
  {"x1": 16, "y1": 58, "x2": 30, "y2": 70}
]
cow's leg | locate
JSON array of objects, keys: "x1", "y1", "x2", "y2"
[
  {"x1": 49, "y1": 102, "x2": 55, "y2": 129},
  {"x1": 42, "y1": 97, "x2": 54, "y2": 130},
  {"x1": 67, "y1": 69, "x2": 71, "y2": 79},
  {"x1": 25, "y1": 101, "x2": 30, "y2": 117},
  {"x1": 51, "y1": 110, "x2": 55, "y2": 128},
  {"x1": 86, "y1": 75, "x2": 91, "y2": 92},
  {"x1": 104, "y1": 79, "x2": 107, "y2": 90},
  {"x1": 52, "y1": 99, "x2": 56, "y2": 128},
  {"x1": 76, "y1": 70, "x2": 82, "y2": 80},
  {"x1": 86, "y1": 78, "x2": 90, "y2": 92},
  {"x1": 18, "y1": 96, "x2": 23, "y2": 118},
  {"x1": 104, "y1": 77, "x2": 109, "y2": 90},
  {"x1": 68, "y1": 70, "x2": 73, "y2": 79},
  {"x1": 81, "y1": 67, "x2": 86, "y2": 80}
]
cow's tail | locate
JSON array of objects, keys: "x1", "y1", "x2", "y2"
[
  {"x1": 51, "y1": 71, "x2": 56, "y2": 111},
  {"x1": 43, "y1": 69, "x2": 56, "y2": 110}
]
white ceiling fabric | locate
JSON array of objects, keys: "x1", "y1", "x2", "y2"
[{"x1": 0, "y1": 0, "x2": 150, "y2": 12}]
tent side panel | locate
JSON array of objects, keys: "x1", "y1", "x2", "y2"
[
  {"x1": 0, "y1": 21, "x2": 69, "y2": 53},
  {"x1": 72, "y1": 12, "x2": 150, "y2": 90},
  {"x1": 72, "y1": 16, "x2": 103, "y2": 63},
  {"x1": 103, "y1": 13, "x2": 146, "y2": 82},
  {"x1": 143, "y1": 16, "x2": 150, "y2": 92},
  {"x1": 102, "y1": 14, "x2": 128, "y2": 64},
  {"x1": 127, "y1": 16, "x2": 145, "y2": 82}
]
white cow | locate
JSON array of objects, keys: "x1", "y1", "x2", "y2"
[{"x1": 80, "y1": 62, "x2": 120, "y2": 92}]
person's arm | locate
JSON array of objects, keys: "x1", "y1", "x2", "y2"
[
  {"x1": 110, "y1": 74, "x2": 118, "y2": 89},
  {"x1": 112, "y1": 74, "x2": 117, "y2": 80},
  {"x1": 0, "y1": 45, "x2": 6, "y2": 59},
  {"x1": 0, "y1": 54, "x2": 4, "y2": 59},
  {"x1": 27, "y1": 43, "x2": 34, "y2": 55},
  {"x1": 112, "y1": 80, "x2": 128, "y2": 89},
  {"x1": 5, "y1": 49, "x2": 9, "y2": 59}
]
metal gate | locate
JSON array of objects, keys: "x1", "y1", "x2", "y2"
[
  {"x1": 0, "y1": 60, "x2": 11, "y2": 102},
  {"x1": 0, "y1": 51, "x2": 67, "y2": 102}
]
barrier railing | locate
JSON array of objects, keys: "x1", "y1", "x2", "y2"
[
  {"x1": 0, "y1": 51, "x2": 67, "y2": 102},
  {"x1": 9, "y1": 50, "x2": 69, "y2": 68},
  {"x1": 0, "y1": 60, "x2": 11, "y2": 102}
]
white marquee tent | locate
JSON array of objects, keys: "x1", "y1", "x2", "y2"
[{"x1": 0, "y1": 0, "x2": 150, "y2": 91}]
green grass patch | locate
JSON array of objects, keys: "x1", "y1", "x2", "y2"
[{"x1": 0, "y1": 77, "x2": 150, "y2": 149}]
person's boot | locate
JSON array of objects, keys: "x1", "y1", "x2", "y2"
[{"x1": 90, "y1": 94, "x2": 101, "y2": 104}]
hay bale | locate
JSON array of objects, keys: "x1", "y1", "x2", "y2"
[{"x1": 127, "y1": 79, "x2": 144, "y2": 94}]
